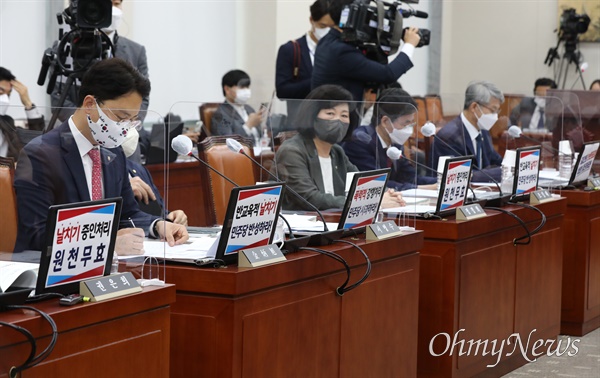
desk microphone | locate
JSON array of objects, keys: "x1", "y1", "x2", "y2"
[
  {"x1": 421, "y1": 123, "x2": 504, "y2": 196},
  {"x1": 225, "y1": 138, "x2": 331, "y2": 233},
  {"x1": 171, "y1": 135, "x2": 300, "y2": 244}
]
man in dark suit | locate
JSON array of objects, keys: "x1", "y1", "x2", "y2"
[
  {"x1": 431, "y1": 81, "x2": 504, "y2": 183},
  {"x1": 14, "y1": 58, "x2": 187, "y2": 252},
  {"x1": 312, "y1": 0, "x2": 421, "y2": 102},
  {"x1": 510, "y1": 78, "x2": 557, "y2": 131},
  {"x1": 211, "y1": 70, "x2": 264, "y2": 145},
  {"x1": 275, "y1": 1, "x2": 334, "y2": 126},
  {"x1": 0, "y1": 67, "x2": 45, "y2": 159},
  {"x1": 343, "y1": 88, "x2": 437, "y2": 190}
]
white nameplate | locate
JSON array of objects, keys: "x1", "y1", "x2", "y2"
[
  {"x1": 79, "y1": 272, "x2": 142, "y2": 302},
  {"x1": 530, "y1": 189, "x2": 553, "y2": 204},
  {"x1": 456, "y1": 204, "x2": 486, "y2": 221},
  {"x1": 238, "y1": 244, "x2": 286, "y2": 268},
  {"x1": 366, "y1": 221, "x2": 403, "y2": 240}
]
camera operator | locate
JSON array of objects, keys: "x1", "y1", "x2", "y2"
[
  {"x1": 312, "y1": 0, "x2": 420, "y2": 102},
  {"x1": 50, "y1": 0, "x2": 150, "y2": 127}
]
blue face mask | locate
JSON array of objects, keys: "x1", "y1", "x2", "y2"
[{"x1": 314, "y1": 118, "x2": 349, "y2": 144}]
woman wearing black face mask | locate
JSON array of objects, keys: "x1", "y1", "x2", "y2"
[{"x1": 274, "y1": 84, "x2": 405, "y2": 210}]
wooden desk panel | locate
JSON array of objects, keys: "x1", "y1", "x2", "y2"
[
  {"x1": 0, "y1": 285, "x2": 175, "y2": 378},
  {"x1": 163, "y1": 232, "x2": 423, "y2": 378},
  {"x1": 558, "y1": 190, "x2": 600, "y2": 336},
  {"x1": 410, "y1": 200, "x2": 566, "y2": 378}
]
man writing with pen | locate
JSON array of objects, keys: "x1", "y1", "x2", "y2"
[{"x1": 13, "y1": 58, "x2": 189, "y2": 254}]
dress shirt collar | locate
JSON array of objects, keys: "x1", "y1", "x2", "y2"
[
  {"x1": 306, "y1": 32, "x2": 317, "y2": 63},
  {"x1": 68, "y1": 116, "x2": 97, "y2": 158},
  {"x1": 461, "y1": 112, "x2": 480, "y2": 141}
]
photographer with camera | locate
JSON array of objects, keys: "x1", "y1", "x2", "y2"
[
  {"x1": 50, "y1": 0, "x2": 150, "y2": 126},
  {"x1": 312, "y1": 0, "x2": 421, "y2": 102}
]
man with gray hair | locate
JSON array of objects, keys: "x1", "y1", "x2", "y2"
[{"x1": 431, "y1": 81, "x2": 504, "y2": 182}]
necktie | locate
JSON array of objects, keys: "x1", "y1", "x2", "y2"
[
  {"x1": 475, "y1": 134, "x2": 483, "y2": 168},
  {"x1": 89, "y1": 148, "x2": 102, "y2": 200},
  {"x1": 537, "y1": 108, "x2": 544, "y2": 129}
]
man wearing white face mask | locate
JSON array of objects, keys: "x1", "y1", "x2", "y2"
[
  {"x1": 431, "y1": 81, "x2": 505, "y2": 183},
  {"x1": 275, "y1": 1, "x2": 335, "y2": 127},
  {"x1": 0, "y1": 67, "x2": 45, "y2": 159},
  {"x1": 14, "y1": 58, "x2": 188, "y2": 253},
  {"x1": 211, "y1": 70, "x2": 264, "y2": 146},
  {"x1": 51, "y1": 0, "x2": 150, "y2": 132},
  {"x1": 342, "y1": 88, "x2": 437, "y2": 190},
  {"x1": 510, "y1": 78, "x2": 557, "y2": 131}
]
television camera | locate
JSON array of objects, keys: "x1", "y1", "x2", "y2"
[
  {"x1": 339, "y1": 0, "x2": 430, "y2": 64},
  {"x1": 37, "y1": 0, "x2": 114, "y2": 130}
]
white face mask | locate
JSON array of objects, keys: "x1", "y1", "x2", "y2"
[
  {"x1": 0, "y1": 94, "x2": 9, "y2": 116},
  {"x1": 121, "y1": 127, "x2": 139, "y2": 157},
  {"x1": 87, "y1": 100, "x2": 136, "y2": 149},
  {"x1": 102, "y1": 6, "x2": 123, "y2": 34},
  {"x1": 313, "y1": 26, "x2": 330, "y2": 40},
  {"x1": 235, "y1": 88, "x2": 251, "y2": 105},
  {"x1": 475, "y1": 105, "x2": 498, "y2": 131},
  {"x1": 533, "y1": 97, "x2": 546, "y2": 109},
  {"x1": 387, "y1": 121, "x2": 414, "y2": 145}
]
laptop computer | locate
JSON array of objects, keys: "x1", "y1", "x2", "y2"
[
  {"x1": 384, "y1": 156, "x2": 474, "y2": 218},
  {"x1": 511, "y1": 146, "x2": 541, "y2": 200},
  {"x1": 35, "y1": 198, "x2": 122, "y2": 295},
  {"x1": 145, "y1": 121, "x2": 184, "y2": 165},
  {"x1": 538, "y1": 141, "x2": 600, "y2": 189},
  {"x1": 206, "y1": 183, "x2": 285, "y2": 265}
]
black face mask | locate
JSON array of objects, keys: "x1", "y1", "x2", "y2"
[{"x1": 314, "y1": 118, "x2": 349, "y2": 144}]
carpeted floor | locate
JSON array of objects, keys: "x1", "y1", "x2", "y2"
[{"x1": 502, "y1": 328, "x2": 600, "y2": 377}]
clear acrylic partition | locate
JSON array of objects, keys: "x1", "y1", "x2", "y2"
[{"x1": 3, "y1": 104, "x2": 167, "y2": 288}]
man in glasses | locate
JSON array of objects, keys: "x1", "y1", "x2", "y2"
[
  {"x1": 342, "y1": 88, "x2": 437, "y2": 190},
  {"x1": 14, "y1": 58, "x2": 188, "y2": 252},
  {"x1": 431, "y1": 80, "x2": 505, "y2": 183}
]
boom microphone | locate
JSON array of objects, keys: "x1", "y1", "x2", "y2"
[{"x1": 226, "y1": 138, "x2": 331, "y2": 233}]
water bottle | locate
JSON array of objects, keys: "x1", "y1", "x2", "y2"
[
  {"x1": 501, "y1": 150, "x2": 516, "y2": 194},
  {"x1": 558, "y1": 140, "x2": 573, "y2": 179},
  {"x1": 111, "y1": 252, "x2": 119, "y2": 274}
]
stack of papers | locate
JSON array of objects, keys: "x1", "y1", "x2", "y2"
[
  {"x1": 282, "y1": 214, "x2": 338, "y2": 234},
  {"x1": 119, "y1": 235, "x2": 219, "y2": 262}
]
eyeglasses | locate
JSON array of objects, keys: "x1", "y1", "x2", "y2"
[
  {"x1": 477, "y1": 103, "x2": 500, "y2": 115},
  {"x1": 98, "y1": 101, "x2": 142, "y2": 130}
]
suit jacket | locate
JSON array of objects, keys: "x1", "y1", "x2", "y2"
[
  {"x1": 126, "y1": 159, "x2": 167, "y2": 217},
  {"x1": 275, "y1": 35, "x2": 312, "y2": 127},
  {"x1": 312, "y1": 29, "x2": 413, "y2": 102},
  {"x1": 274, "y1": 134, "x2": 358, "y2": 210},
  {"x1": 50, "y1": 33, "x2": 150, "y2": 122},
  {"x1": 431, "y1": 116, "x2": 502, "y2": 183},
  {"x1": 13, "y1": 121, "x2": 157, "y2": 252},
  {"x1": 0, "y1": 114, "x2": 45, "y2": 159},
  {"x1": 510, "y1": 97, "x2": 537, "y2": 128},
  {"x1": 342, "y1": 125, "x2": 436, "y2": 190},
  {"x1": 211, "y1": 102, "x2": 257, "y2": 144}
]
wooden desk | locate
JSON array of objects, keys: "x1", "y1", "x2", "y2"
[
  {"x1": 557, "y1": 189, "x2": 600, "y2": 336},
  {"x1": 0, "y1": 285, "x2": 175, "y2": 378},
  {"x1": 161, "y1": 232, "x2": 423, "y2": 378},
  {"x1": 406, "y1": 200, "x2": 566, "y2": 378}
]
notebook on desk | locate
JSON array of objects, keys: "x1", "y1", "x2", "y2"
[{"x1": 384, "y1": 156, "x2": 474, "y2": 218}]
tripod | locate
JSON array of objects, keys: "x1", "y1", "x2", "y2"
[{"x1": 545, "y1": 38, "x2": 586, "y2": 90}]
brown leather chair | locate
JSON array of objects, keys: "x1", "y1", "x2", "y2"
[
  {"x1": 274, "y1": 130, "x2": 298, "y2": 150},
  {"x1": 198, "y1": 103, "x2": 221, "y2": 135},
  {"x1": 0, "y1": 157, "x2": 17, "y2": 252},
  {"x1": 197, "y1": 136, "x2": 256, "y2": 225}
]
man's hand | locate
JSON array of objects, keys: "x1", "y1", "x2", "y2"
[
  {"x1": 381, "y1": 188, "x2": 406, "y2": 209},
  {"x1": 115, "y1": 228, "x2": 145, "y2": 256},
  {"x1": 156, "y1": 220, "x2": 189, "y2": 247},
  {"x1": 130, "y1": 176, "x2": 156, "y2": 204},
  {"x1": 10, "y1": 80, "x2": 33, "y2": 109},
  {"x1": 403, "y1": 27, "x2": 421, "y2": 47},
  {"x1": 247, "y1": 107, "x2": 266, "y2": 128},
  {"x1": 167, "y1": 210, "x2": 188, "y2": 226}
]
